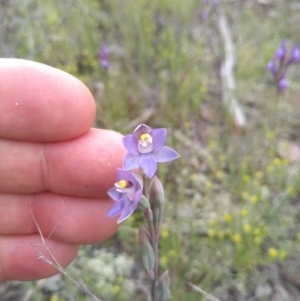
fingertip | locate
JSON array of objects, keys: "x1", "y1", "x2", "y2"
[{"x1": 0, "y1": 59, "x2": 96, "y2": 141}]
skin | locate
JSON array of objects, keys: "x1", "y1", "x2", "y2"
[{"x1": 0, "y1": 59, "x2": 126, "y2": 281}]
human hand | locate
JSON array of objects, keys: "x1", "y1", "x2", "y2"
[{"x1": 0, "y1": 59, "x2": 126, "y2": 281}]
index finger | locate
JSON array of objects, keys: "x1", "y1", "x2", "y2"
[{"x1": 0, "y1": 59, "x2": 96, "y2": 141}]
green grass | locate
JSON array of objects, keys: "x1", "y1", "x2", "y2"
[{"x1": 1, "y1": 0, "x2": 300, "y2": 300}]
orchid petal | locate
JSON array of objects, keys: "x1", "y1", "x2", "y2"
[
  {"x1": 123, "y1": 134, "x2": 139, "y2": 155},
  {"x1": 152, "y1": 128, "x2": 167, "y2": 151},
  {"x1": 123, "y1": 154, "x2": 140, "y2": 170},
  {"x1": 132, "y1": 173, "x2": 143, "y2": 191},
  {"x1": 133, "y1": 124, "x2": 152, "y2": 139},
  {"x1": 116, "y1": 168, "x2": 132, "y2": 181},
  {"x1": 153, "y1": 146, "x2": 180, "y2": 163},
  {"x1": 107, "y1": 197, "x2": 127, "y2": 217},
  {"x1": 107, "y1": 187, "x2": 122, "y2": 201},
  {"x1": 117, "y1": 201, "x2": 139, "y2": 223},
  {"x1": 140, "y1": 154, "x2": 157, "y2": 178}
]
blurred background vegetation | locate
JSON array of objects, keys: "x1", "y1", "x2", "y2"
[{"x1": 1, "y1": 0, "x2": 300, "y2": 300}]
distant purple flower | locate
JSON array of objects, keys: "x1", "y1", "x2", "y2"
[
  {"x1": 275, "y1": 40, "x2": 286, "y2": 60},
  {"x1": 203, "y1": 0, "x2": 219, "y2": 4},
  {"x1": 267, "y1": 40, "x2": 300, "y2": 93},
  {"x1": 199, "y1": 10, "x2": 208, "y2": 21},
  {"x1": 278, "y1": 77, "x2": 288, "y2": 91},
  {"x1": 107, "y1": 169, "x2": 143, "y2": 223},
  {"x1": 200, "y1": 0, "x2": 219, "y2": 21},
  {"x1": 98, "y1": 44, "x2": 110, "y2": 70},
  {"x1": 289, "y1": 45, "x2": 300, "y2": 64},
  {"x1": 123, "y1": 124, "x2": 179, "y2": 178},
  {"x1": 267, "y1": 59, "x2": 277, "y2": 76}
]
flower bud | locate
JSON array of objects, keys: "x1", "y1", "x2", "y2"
[
  {"x1": 149, "y1": 176, "x2": 165, "y2": 230},
  {"x1": 138, "y1": 195, "x2": 150, "y2": 211},
  {"x1": 138, "y1": 226, "x2": 155, "y2": 275},
  {"x1": 156, "y1": 270, "x2": 171, "y2": 301}
]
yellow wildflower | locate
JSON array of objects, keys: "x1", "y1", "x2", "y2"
[
  {"x1": 223, "y1": 213, "x2": 233, "y2": 223},
  {"x1": 231, "y1": 234, "x2": 242, "y2": 244},
  {"x1": 268, "y1": 247, "x2": 279, "y2": 258}
]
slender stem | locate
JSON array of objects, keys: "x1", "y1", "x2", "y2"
[
  {"x1": 188, "y1": 282, "x2": 223, "y2": 301},
  {"x1": 144, "y1": 207, "x2": 159, "y2": 301},
  {"x1": 30, "y1": 211, "x2": 105, "y2": 301}
]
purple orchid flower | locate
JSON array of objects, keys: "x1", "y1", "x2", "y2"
[
  {"x1": 122, "y1": 124, "x2": 179, "y2": 178},
  {"x1": 107, "y1": 168, "x2": 143, "y2": 223}
]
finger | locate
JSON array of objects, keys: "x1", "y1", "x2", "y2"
[
  {"x1": 0, "y1": 235, "x2": 78, "y2": 281},
  {"x1": 0, "y1": 58, "x2": 95, "y2": 141},
  {"x1": 0, "y1": 128, "x2": 126, "y2": 197},
  {"x1": 33, "y1": 194, "x2": 118, "y2": 244},
  {"x1": 0, "y1": 193, "x2": 118, "y2": 244}
]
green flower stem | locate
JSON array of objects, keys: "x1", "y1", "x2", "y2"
[{"x1": 144, "y1": 207, "x2": 159, "y2": 301}]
